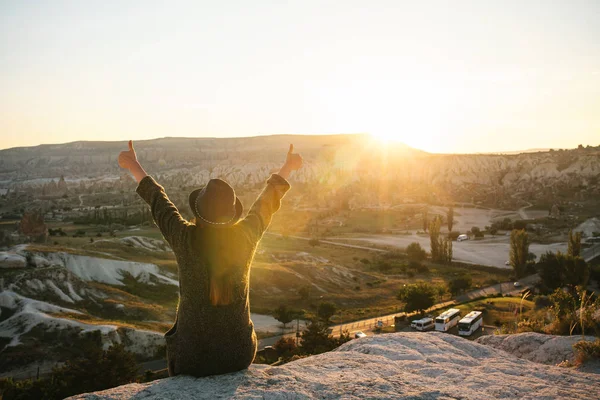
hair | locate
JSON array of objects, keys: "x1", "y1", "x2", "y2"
[{"x1": 192, "y1": 219, "x2": 241, "y2": 306}]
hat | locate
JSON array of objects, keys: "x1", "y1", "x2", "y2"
[{"x1": 188, "y1": 179, "x2": 243, "y2": 227}]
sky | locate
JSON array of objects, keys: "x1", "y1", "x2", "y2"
[{"x1": 1, "y1": 0, "x2": 599, "y2": 153}]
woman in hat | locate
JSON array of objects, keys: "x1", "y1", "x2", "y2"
[{"x1": 118, "y1": 140, "x2": 303, "y2": 377}]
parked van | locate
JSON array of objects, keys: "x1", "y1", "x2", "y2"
[
  {"x1": 457, "y1": 234, "x2": 468, "y2": 242},
  {"x1": 411, "y1": 317, "x2": 435, "y2": 331}
]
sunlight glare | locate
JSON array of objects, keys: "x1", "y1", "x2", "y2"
[{"x1": 370, "y1": 132, "x2": 405, "y2": 144}]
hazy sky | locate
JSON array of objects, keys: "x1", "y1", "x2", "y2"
[{"x1": 1, "y1": 1, "x2": 599, "y2": 153}]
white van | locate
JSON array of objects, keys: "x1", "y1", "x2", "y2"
[
  {"x1": 457, "y1": 234, "x2": 468, "y2": 242},
  {"x1": 411, "y1": 317, "x2": 435, "y2": 331}
]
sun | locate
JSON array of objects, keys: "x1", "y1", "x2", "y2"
[{"x1": 369, "y1": 132, "x2": 406, "y2": 144}]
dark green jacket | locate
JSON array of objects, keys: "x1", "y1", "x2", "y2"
[{"x1": 136, "y1": 174, "x2": 290, "y2": 377}]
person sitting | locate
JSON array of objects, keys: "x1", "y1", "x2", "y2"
[{"x1": 118, "y1": 141, "x2": 303, "y2": 377}]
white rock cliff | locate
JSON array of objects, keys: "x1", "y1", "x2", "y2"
[{"x1": 70, "y1": 332, "x2": 599, "y2": 400}]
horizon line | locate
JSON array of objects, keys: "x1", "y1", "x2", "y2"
[{"x1": 0, "y1": 133, "x2": 595, "y2": 156}]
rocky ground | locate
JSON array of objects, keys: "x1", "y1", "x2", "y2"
[{"x1": 70, "y1": 332, "x2": 600, "y2": 400}]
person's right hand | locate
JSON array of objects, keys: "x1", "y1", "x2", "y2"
[
  {"x1": 284, "y1": 144, "x2": 303, "y2": 171},
  {"x1": 118, "y1": 140, "x2": 139, "y2": 170}
]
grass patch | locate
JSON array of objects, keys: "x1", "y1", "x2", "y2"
[{"x1": 439, "y1": 297, "x2": 535, "y2": 327}]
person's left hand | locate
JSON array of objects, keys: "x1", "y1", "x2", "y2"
[{"x1": 118, "y1": 140, "x2": 138, "y2": 170}]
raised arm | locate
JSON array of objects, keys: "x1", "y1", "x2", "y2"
[
  {"x1": 240, "y1": 144, "x2": 302, "y2": 241},
  {"x1": 118, "y1": 140, "x2": 148, "y2": 183},
  {"x1": 119, "y1": 140, "x2": 188, "y2": 248}
]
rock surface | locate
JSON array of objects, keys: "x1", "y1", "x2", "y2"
[
  {"x1": 70, "y1": 332, "x2": 600, "y2": 400},
  {"x1": 476, "y1": 332, "x2": 597, "y2": 366}
]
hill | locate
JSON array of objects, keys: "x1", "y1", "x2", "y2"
[{"x1": 0, "y1": 134, "x2": 598, "y2": 210}]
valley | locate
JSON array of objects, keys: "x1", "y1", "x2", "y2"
[{"x1": 0, "y1": 134, "x2": 599, "y2": 379}]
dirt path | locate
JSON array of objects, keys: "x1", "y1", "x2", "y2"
[
  {"x1": 517, "y1": 201, "x2": 533, "y2": 220},
  {"x1": 266, "y1": 233, "x2": 387, "y2": 253}
]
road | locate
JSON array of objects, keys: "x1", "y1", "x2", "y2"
[
  {"x1": 257, "y1": 274, "x2": 537, "y2": 349},
  {"x1": 334, "y1": 234, "x2": 567, "y2": 269}
]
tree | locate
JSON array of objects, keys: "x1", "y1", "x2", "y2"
[
  {"x1": 447, "y1": 206, "x2": 454, "y2": 232},
  {"x1": 298, "y1": 285, "x2": 311, "y2": 300},
  {"x1": 396, "y1": 282, "x2": 436, "y2": 313},
  {"x1": 563, "y1": 255, "x2": 590, "y2": 291},
  {"x1": 435, "y1": 284, "x2": 447, "y2": 302},
  {"x1": 429, "y1": 217, "x2": 441, "y2": 260},
  {"x1": 19, "y1": 209, "x2": 48, "y2": 243},
  {"x1": 422, "y1": 209, "x2": 429, "y2": 232},
  {"x1": 471, "y1": 226, "x2": 483, "y2": 238},
  {"x1": 510, "y1": 229, "x2": 530, "y2": 278},
  {"x1": 537, "y1": 251, "x2": 590, "y2": 293},
  {"x1": 429, "y1": 216, "x2": 452, "y2": 264},
  {"x1": 448, "y1": 275, "x2": 472, "y2": 296},
  {"x1": 567, "y1": 230, "x2": 582, "y2": 257},
  {"x1": 273, "y1": 305, "x2": 295, "y2": 331},
  {"x1": 444, "y1": 238, "x2": 453, "y2": 263},
  {"x1": 537, "y1": 251, "x2": 564, "y2": 293},
  {"x1": 406, "y1": 242, "x2": 427, "y2": 262},
  {"x1": 299, "y1": 320, "x2": 336, "y2": 355},
  {"x1": 317, "y1": 302, "x2": 337, "y2": 324}
]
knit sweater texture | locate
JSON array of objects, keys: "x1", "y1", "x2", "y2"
[{"x1": 136, "y1": 174, "x2": 291, "y2": 377}]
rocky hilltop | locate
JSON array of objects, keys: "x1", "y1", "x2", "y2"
[
  {"x1": 70, "y1": 332, "x2": 599, "y2": 400},
  {"x1": 1, "y1": 135, "x2": 598, "y2": 208}
]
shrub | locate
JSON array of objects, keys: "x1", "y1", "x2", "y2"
[
  {"x1": 513, "y1": 220, "x2": 528, "y2": 230},
  {"x1": 376, "y1": 261, "x2": 393, "y2": 272},
  {"x1": 416, "y1": 263, "x2": 429, "y2": 274},
  {"x1": 574, "y1": 339, "x2": 600, "y2": 364},
  {"x1": 274, "y1": 337, "x2": 297, "y2": 357},
  {"x1": 471, "y1": 227, "x2": 484, "y2": 238},
  {"x1": 317, "y1": 302, "x2": 337, "y2": 323},
  {"x1": 0, "y1": 337, "x2": 137, "y2": 400},
  {"x1": 534, "y1": 295, "x2": 552, "y2": 309},
  {"x1": 406, "y1": 242, "x2": 427, "y2": 262},
  {"x1": 448, "y1": 275, "x2": 472, "y2": 295},
  {"x1": 517, "y1": 318, "x2": 545, "y2": 333},
  {"x1": 308, "y1": 238, "x2": 320, "y2": 247},
  {"x1": 447, "y1": 231, "x2": 460, "y2": 240}
]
